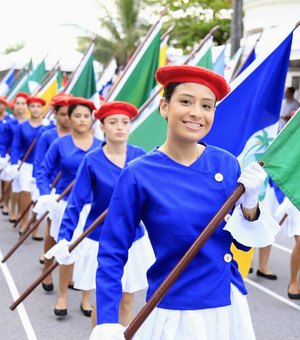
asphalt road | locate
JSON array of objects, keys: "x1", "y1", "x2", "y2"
[{"x1": 1, "y1": 210, "x2": 300, "y2": 339}]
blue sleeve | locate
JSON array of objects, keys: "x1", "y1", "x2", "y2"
[
  {"x1": 33, "y1": 133, "x2": 51, "y2": 178},
  {"x1": 37, "y1": 140, "x2": 60, "y2": 195},
  {"x1": 0, "y1": 125, "x2": 8, "y2": 157},
  {"x1": 10, "y1": 125, "x2": 22, "y2": 164},
  {"x1": 57, "y1": 156, "x2": 93, "y2": 242},
  {"x1": 96, "y1": 166, "x2": 141, "y2": 324}
]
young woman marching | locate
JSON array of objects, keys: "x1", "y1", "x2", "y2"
[
  {"x1": 6, "y1": 96, "x2": 46, "y2": 238},
  {"x1": 1, "y1": 92, "x2": 29, "y2": 223},
  {"x1": 33, "y1": 93, "x2": 72, "y2": 273},
  {"x1": 35, "y1": 97, "x2": 101, "y2": 314},
  {"x1": 90, "y1": 65, "x2": 280, "y2": 339},
  {"x1": 0, "y1": 96, "x2": 13, "y2": 214},
  {"x1": 46, "y1": 101, "x2": 155, "y2": 322}
]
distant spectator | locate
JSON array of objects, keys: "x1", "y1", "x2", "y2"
[{"x1": 279, "y1": 87, "x2": 300, "y2": 131}]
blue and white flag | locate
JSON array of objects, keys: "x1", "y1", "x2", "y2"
[
  {"x1": 204, "y1": 26, "x2": 294, "y2": 164},
  {"x1": 213, "y1": 46, "x2": 225, "y2": 75},
  {"x1": 0, "y1": 68, "x2": 15, "y2": 95}
]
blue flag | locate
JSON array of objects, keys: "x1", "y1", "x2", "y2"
[
  {"x1": 204, "y1": 27, "x2": 294, "y2": 163},
  {"x1": 213, "y1": 47, "x2": 225, "y2": 76},
  {"x1": 0, "y1": 68, "x2": 15, "y2": 95}
]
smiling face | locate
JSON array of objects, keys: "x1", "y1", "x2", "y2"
[
  {"x1": 70, "y1": 104, "x2": 93, "y2": 134},
  {"x1": 160, "y1": 82, "x2": 216, "y2": 144},
  {"x1": 101, "y1": 114, "x2": 131, "y2": 144}
]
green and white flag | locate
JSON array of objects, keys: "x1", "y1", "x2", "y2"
[
  {"x1": 108, "y1": 20, "x2": 161, "y2": 109},
  {"x1": 189, "y1": 37, "x2": 213, "y2": 69},
  {"x1": 7, "y1": 60, "x2": 32, "y2": 100},
  {"x1": 65, "y1": 43, "x2": 98, "y2": 103},
  {"x1": 28, "y1": 59, "x2": 47, "y2": 93},
  {"x1": 259, "y1": 109, "x2": 300, "y2": 210}
]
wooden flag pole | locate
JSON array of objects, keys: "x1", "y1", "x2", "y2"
[
  {"x1": 1, "y1": 180, "x2": 73, "y2": 263},
  {"x1": 9, "y1": 208, "x2": 108, "y2": 310},
  {"x1": 124, "y1": 184, "x2": 245, "y2": 339}
]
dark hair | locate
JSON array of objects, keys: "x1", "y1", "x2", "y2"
[
  {"x1": 67, "y1": 104, "x2": 93, "y2": 117},
  {"x1": 163, "y1": 83, "x2": 181, "y2": 102},
  {"x1": 287, "y1": 87, "x2": 296, "y2": 95}
]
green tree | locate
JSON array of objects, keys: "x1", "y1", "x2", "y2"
[
  {"x1": 4, "y1": 42, "x2": 25, "y2": 54},
  {"x1": 145, "y1": 0, "x2": 232, "y2": 52},
  {"x1": 77, "y1": 0, "x2": 151, "y2": 67}
]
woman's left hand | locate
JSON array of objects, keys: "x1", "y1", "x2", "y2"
[{"x1": 238, "y1": 162, "x2": 267, "y2": 209}]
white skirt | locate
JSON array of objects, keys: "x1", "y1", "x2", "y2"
[
  {"x1": 12, "y1": 162, "x2": 34, "y2": 192},
  {"x1": 50, "y1": 201, "x2": 91, "y2": 242},
  {"x1": 73, "y1": 231, "x2": 155, "y2": 292},
  {"x1": 133, "y1": 284, "x2": 255, "y2": 340}
]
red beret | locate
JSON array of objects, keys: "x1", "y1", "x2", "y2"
[
  {"x1": 67, "y1": 97, "x2": 96, "y2": 111},
  {"x1": 95, "y1": 101, "x2": 138, "y2": 121},
  {"x1": 50, "y1": 93, "x2": 73, "y2": 107},
  {"x1": 9, "y1": 100, "x2": 15, "y2": 110},
  {"x1": 27, "y1": 96, "x2": 46, "y2": 106},
  {"x1": 15, "y1": 92, "x2": 29, "y2": 100},
  {"x1": 0, "y1": 96, "x2": 8, "y2": 106},
  {"x1": 155, "y1": 65, "x2": 230, "y2": 101}
]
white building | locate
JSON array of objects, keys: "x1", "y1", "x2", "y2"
[{"x1": 243, "y1": 0, "x2": 300, "y2": 91}]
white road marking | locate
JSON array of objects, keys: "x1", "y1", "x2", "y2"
[
  {"x1": 245, "y1": 278, "x2": 300, "y2": 311},
  {"x1": 0, "y1": 250, "x2": 37, "y2": 340},
  {"x1": 273, "y1": 242, "x2": 292, "y2": 254}
]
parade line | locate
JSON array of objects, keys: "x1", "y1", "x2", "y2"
[
  {"x1": 0, "y1": 250, "x2": 37, "y2": 340},
  {"x1": 245, "y1": 278, "x2": 300, "y2": 311}
]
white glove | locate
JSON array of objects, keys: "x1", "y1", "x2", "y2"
[
  {"x1": 5, "y1": 164, "x2": 20, "y2": 180},
  {"x1": 31, "y1": 187, "x2": 40, "y2": 203},
  {"x1": 238, "y1": 162, "x2": 267, "y2": 209},
  {"x1": 0, "y1": 157, "x2": 9, "y2": 170},
  {"x1": 44, "y1": 239, "x2": 75, "y2": 265},
  {"x1": 32, "y1": 194, "x2": 61, "y2": 219},
  {"x1": 42, "y1": 118, "x2": 50, "y2": 126},
  {"x1": 89, "y1": 324, "x2": 125, "y2": 340}
]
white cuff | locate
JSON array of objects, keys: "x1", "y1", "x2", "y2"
[
  {"x1": 89, "y1": 324, "x2": 125, "y2": 340},
  {"x1": 223, "y1": 203, "x2": 280, "y2": 247}
]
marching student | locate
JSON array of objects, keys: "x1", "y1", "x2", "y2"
[
  {"x1": 0, "y1": 96, "x2": 13, "y2": 215},
  {"x1": 90, "y1": 65, "x2": 280, "y2": 339},
  {"x1": 1, "y1": 92, "x2": 29, "y2": 223},
  {"x1": 35, "y1": 97, "x2": 101, "y2": 314},
  {"x1": 47, "y1": 101, "x2": 155, "y2": 322},
  {"x1": 33, "y1": 93, "x2": 72, "y2": 268},
  {"x1": 6, "y1": 96, "x2": 46, "y2": 238}
]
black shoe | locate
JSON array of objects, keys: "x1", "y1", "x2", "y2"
[
  {"x1": 42, "y1": 282, "x2": 54, "y2": 292},
  {"x1": 248, "y1": 267, "x2": 253, "y2": 274},
  {"x1": 54, "y1": 308, "x2": 67, "y2": 317},
  {"x1": 68, "y1": 284, "x2": 80, "y2": 291},
  {"x1": 9, "y1": 218, "x2": 17, "y2": 223},
  {"x1": 256, "y1": 270, "x2": 277, "y2": 280},
  {"x1": 80, "y1": 304, "x2": 92, "y2": 317},
  {"x1": 288, "y1": 285, "x2": 300, "y2": 299},
  {"x1": 2, "y1": 210, "x2": 9, "y2": 215},
  {"x1": 32, "y1": 236, "x2": 44, "y2": 241},
  {"x1": 39, "y1": 256, "x2": 45, "y2": 265}
]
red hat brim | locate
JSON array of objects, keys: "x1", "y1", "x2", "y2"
[
  {"x1": 67, "y1": 97, "x2": 96, "y2": 111},
  {"x1": 155, "y1": 65, "x2": 230, "y2": 101},
  {"x1": 27, "y1": 97, "x2": 46, "y2": 106},
  {"x1": 0, "y1": 96, "x2": 8, "y2": 106},
  {"x1": 95, "y1": 101, "x2": 138, "y2": 121}
]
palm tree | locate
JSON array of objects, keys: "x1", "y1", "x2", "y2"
[{"x1": 77, "y1": 0, "x2": 151, "y2": 68}]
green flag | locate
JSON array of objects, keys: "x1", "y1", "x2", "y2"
[
  {"x1": 259, "y1": 109, "x2": 300, "y2": 210},
  {"x1": 65, "y1": 43, "x2": 97, "y2": 100},
  {"x1": 28, "y1": 59, "x2": 47, "y2": 93},
  {"x1": 129, "y1": 107, "x2": 167, "y2": 150},
  {"x1": 189, "y1": 37, "x2": 213, "y2": 69},
  {"x1": 108, "y1": 21, "x2": 161, "y2": 109},
  {"x1": 7, "y1": 60, "x2": 33, "y2": 100}
]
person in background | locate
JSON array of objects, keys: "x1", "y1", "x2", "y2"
[{"x1": 278, "y1": 87, "x2": 300, "y2": 131}]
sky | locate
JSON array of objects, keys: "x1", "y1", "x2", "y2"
[{"x1": 0, "y1": 0, "x2": 105, "y2": 69}]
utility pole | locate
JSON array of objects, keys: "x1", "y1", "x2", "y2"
[{"x1": 230, "y1": 0, "x2": 243, "y2": 57}]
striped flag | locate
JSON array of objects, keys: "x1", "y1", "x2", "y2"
[{"x1": 0, "y1": 68, "x2": 15, "y2": 95}]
